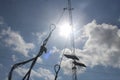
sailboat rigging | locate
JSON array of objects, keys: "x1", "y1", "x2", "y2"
[{"x1": 8, "y1": 0, "x2": 86, "y2": 80}]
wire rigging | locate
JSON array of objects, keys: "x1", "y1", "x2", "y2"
[
  {"x1": 53, "y1": 6, "x2": 71, "y2": 80},
  {"x1": 8, "y1": 24, "x2": 56, "y2": 80},
  {"x1": 54, "y1": 35, "x2": 69, "y2": 80},
  {"x1": 56, "y1": 9, "x2": 66, "y2": 25},
  {"x1": 53, "y1": 7, "x2": 74, "y2": 78},
  {"x1": 8, "y1": 4, "x2": 66, "y2": 80},
  {"x1": 54, "y1": 0, "x2": 87, "y2": 80},
  {"x1": 54, "y1": 0, "x2": 75, "y2": 79}
]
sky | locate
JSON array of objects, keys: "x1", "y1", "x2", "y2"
[{"x1": 0, "y1": 0, "x2": 120, "y2": 80}]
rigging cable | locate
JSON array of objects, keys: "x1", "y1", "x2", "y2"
[
  {"x1": 54, "y1": 0, "x2": 74, "y2": 79},
  {"x1": 8, "y1": 24, "x2": 56, "y2": 80},
  {"x1": 53, "y1": 9, "x2": 68, "y2": 80},
  {"x1": 56, "y1": 9, "x2": 66, "y2": 25},
  {"x1": 54, "y1": 39, "x2": 68, "y2": 80},
  {"x1": 8, "y1": 6, "x2": 66, "y2": 80}
]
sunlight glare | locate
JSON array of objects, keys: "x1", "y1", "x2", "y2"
[{"x1": 59, "y1": 22, "x2": 72, "y2": 38}]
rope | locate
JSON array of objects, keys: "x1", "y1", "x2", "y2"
[
  {"x1": 53, "y1": 5, "x2": 72, "y2": 80},
  {"x1": 54, "y1": 36, "x2": 69, "y2": 80},
  {"x1": 55, "y1": 1, "x2": 79, "y2": 80},
  {"x1": 54, "y1": 49, "x2": 65, "y2": 80},
  {"x1": 9, "y1": 7, "x2": 65, "y2": 80},
  {"x1": 54, "y1": 64, "x2": 60, "y2": 80},
  {"x1": 8, "y1": 24, "x2": 56, "y2": 80}
]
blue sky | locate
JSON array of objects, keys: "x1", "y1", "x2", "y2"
[{"x1": 0, "y1": 0, "x2": 120, "y2": 80}]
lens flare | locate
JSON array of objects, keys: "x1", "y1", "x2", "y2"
[{"x1": 59, "y1": 22, "x2": 72, "y2": 38}]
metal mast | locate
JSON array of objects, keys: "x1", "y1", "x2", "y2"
[
  {"x1": 66, "y1": 0, "x2": 77, "y2": 80},
  {"x1": 63, "y1": 1, "x2": 86, "y2": 80},
  {"x1": 67, "y1": 0, "x2": 75, "y2": 54}
]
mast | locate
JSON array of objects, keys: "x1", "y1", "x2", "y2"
[
  {"x1": 53, "y1": 0, "x2": 86, "y2": 80},
  {"x1": 66, "y1": 0, "x2": 77, "y2": 80},
  {"x1": 67, "y1": 0, "x2": 75, "y2": 55}
]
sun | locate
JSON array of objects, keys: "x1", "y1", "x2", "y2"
[{"x1": 59, "y1": 22, "x2": 72, "y2": 38}]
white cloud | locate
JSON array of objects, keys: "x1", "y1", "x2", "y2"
[
  {"x1": 58, "y1": 20, "x2": 120, "y2": 75},
  {"x1": 51, "y1": 46, "x2": 60, "y2": 54},
  {"x1": 58, "y1": 48, "x2": 86, "y2": 75},
  {"x1": 61, "y1": 59, "x2": 73, "y2": 75},
  {"x1": 31, "y1": 54, "x2": 43, "y2": 64},
  {"x1": 75, "y1": 26, "x2": 87, "y2": 43},
  {"x1": 37, "y1": 67, "x2": 54, "y2": 80},
  {"x1": 15, "y1": 67, "x2": 28, "y2": 77},
  {"x1": 0, "y1": 27, "x2": 35, "y2": 57},
  {"x1": 36, "y1": 57, "x2": 43, "y2": 63},
  {"x1": 77, "y1": 20, "x2": 120, "y2": 68},
  {"x1": 12, "y1": 55, "x2": 17, "y2": 62},
  {"x1": 32, "y1": 32, "x2": 47, "y2": 44},
  {"x1": 15, "y1": 67, "x2": 54, "y2": 80}
]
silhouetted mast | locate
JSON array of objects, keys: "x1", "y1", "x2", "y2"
[
  {"x1": 66, "y1": 0, "x2": 77, "y2": 80},
  {"x1": 67, "y1": 0, "x2": 75, "y2": 55},
  {"x1": 64, "y1": 0, "x2": 86, "y2": 80}
]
